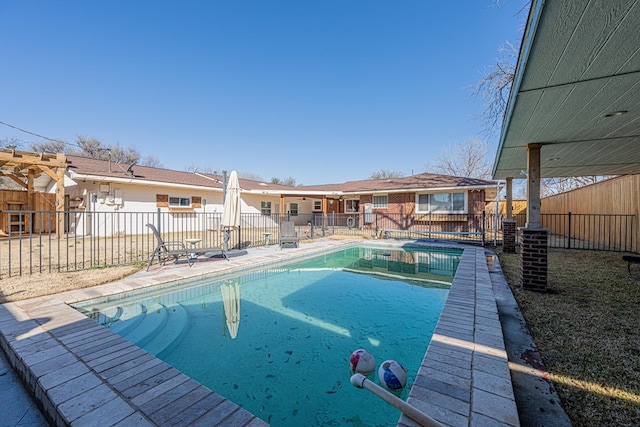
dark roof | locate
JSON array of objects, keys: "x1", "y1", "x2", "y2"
[
  {"x1": 65, "y1": 156, "x2": 496, "y2": 194},
  {"x1": 297, "y1": 173, "x2": 497, "y2": 193},
  {"x1": 65, "y1": 156, "x2": 295, "y2": 191}
]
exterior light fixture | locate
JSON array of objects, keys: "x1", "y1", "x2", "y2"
[{"x1": 604, "y1": 110, "x2": 627, "y2": 117}]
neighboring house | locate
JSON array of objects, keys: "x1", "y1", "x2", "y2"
[
  {"x1": 284, "y1": 174, "x2": 499, "y2": 231},
  {"x1": 56, "y1": 156, "x2": 294, "y2": 234},
  {"x1": 2, "y1": 153, "x2": 499, "y2": 235}
]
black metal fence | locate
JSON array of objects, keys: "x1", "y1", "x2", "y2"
[
  {"x1": 539, "y1": 212, "x2": 635, "y2": 252},
  {"x1": 0, "y1": 209, "x2": 635, "y2": 277},
  {"x1": 305, "y1": 212, "x2": 491, "y2": 244}
]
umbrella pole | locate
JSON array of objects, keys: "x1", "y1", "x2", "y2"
[{"x1": 221, "y1": 306, "x2": 226, "y2": 336}]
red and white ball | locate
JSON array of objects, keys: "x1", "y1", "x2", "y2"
[
  {"x1": 349, "y1": 349, "x2": 376, "y2": 376},
  {"x1": 378, "y1": 360, "x2": 407, "y2": 391}
]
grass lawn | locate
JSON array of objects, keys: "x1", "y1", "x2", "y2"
[{"x1": 498, "y1": 248, "x2": 640, "y2": 426}]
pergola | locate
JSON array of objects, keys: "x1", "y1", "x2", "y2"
[
  {"x1": 492, "y1": 1, "x2": 640, "y2": 289},
  {"x1": 0, "y1": 149, "x2": 69, "y2": 237}
]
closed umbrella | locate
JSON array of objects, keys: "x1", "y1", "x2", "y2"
[{"x1": 221, "y1": 170, "x2": 241, "y2": 251}]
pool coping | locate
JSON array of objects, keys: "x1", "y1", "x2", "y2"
[{"x1": 0, "y1": 239, "x2": 519, "y2": 426}]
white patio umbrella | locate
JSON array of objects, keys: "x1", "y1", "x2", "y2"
[
  {"x1": 220, "y1": 281, "x2": 241, "y2": 339},
  {"x1": 221, "y1": 170, "x2": 241, "y2": 251}
]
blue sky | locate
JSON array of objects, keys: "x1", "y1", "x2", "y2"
[{"x1": 1, "y1": 1, "x2": 525, "y2": 185}]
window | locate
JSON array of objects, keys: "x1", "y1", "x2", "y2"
[
  {"x1": 345, "y1": 200, "x2": 360, "y2": 213},
  {"x1": 417, "y1": 194, "x2": 429, "y2": 212},
  {"x1": 372, "y1": 195, "x2": 388, "y2": 209},
  {"x1": 314, "y1": 201, "x2": 322, "y2": 211},
  {"x1": 430, "y1": 193, "x2": 451, "y2": 212},
  {"x1": 261, "y1": 201, "x2": 272, "y2": 215},
  {"x1": 416, "y1": 192, "x2": 466, "y2": 213},
  {"x1": 289, "y1": 203, "x2": 299, "y2": 216},
  {"x1": 169, "y1": 197, "x2": 191, "y2": 207},
  {"x1": 452, "y1": 193, "x2": 465, "y2": 211}
]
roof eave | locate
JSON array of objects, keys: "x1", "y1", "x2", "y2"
[
  {"x1": 345, "y1": 184, "x2": 499, "y2": 195},
  {"x1": 67, "y1": 172, "x2": 223, "y2": 192},
  {"x1": 492, "y1": 0, "x2": 546, "y2": 179}
]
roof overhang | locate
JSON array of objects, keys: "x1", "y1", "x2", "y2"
[
  {"x1": 492, "y1": 0, "x2": 640, "y2": 180},
  {"x1": 67, "y1": 172, "x2": 224, "y2": 192},
  {"x1": 246, "y1": 183, "x2": 500, "y2": 197}
]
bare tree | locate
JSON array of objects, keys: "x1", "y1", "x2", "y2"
[
  {"x1": 368, "y1": 169, "x2": 406, "y2": 180},
  {"x1": 184, "y1": 164, "x2": 218, "y2": 174},
  {"x1": 29, "y1": 136, "x2": 140, "y2": 164},
  {"x1": 472, "y1": 0, "x2": 532, "y2": 136},
  {"x1": 238, "y1": 172, "x2": 264, "y2": 182},
  {"x1": 271, "y1": 176, "x2": 297, "y2": 186},
  {"x1": 76, "y1": 137, "x2": 140, "y2": 164},
  {"x1": 541, "y1": 176, "x2": 615, "y2": 197},
  {"x1": 426, "y1": 138, "x2": 492, "y2": 179},
  {"x1": 1, "y1": 137, "x2": 25, "y2": 150},
  {"x1": 28, "y1": 139, "x2": 66, "y2": 154},
  {"x1": 139, "y1": 155, "x2": 163, "y2": 168},
  {"x1": 471, "y1": 40, "x2": 518, "y2": 137}
]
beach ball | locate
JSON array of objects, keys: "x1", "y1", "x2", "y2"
[
  {"x1": 349, "y1": 349, "x2": 376, "y2": 376},
  {"x1": 378, "y1": 360, "x2": 407, "y2": 391}
]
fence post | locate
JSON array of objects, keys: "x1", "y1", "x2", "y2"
[
  {"x1": 482, "y1": 211, "x2": 486, "y2": 246},
  {"x1": 332, "y1": 212, "x2": 335, "y2": 234},
  {"x1": 494, "y1": 211, "x2": 498, "y2": 246},
  {"x1": 311, "y1": 213, "x2": 315, "y2": 239},
  {"x1": 375, "y1": 212, "x2": 379, "y2": 237},
  {"x1": 323, "y1": 213, "x2": 327, "y2": 237},
  {"x1": 157, "y1": 208, "x2": 161, "y2": 234},
  {"x1": 567, "y1": 211, "x2": 572, "y2": 249}
]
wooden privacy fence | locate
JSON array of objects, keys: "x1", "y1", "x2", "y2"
[{"x1": 0, "y1": 191, "x2": 56, "y2": 235}]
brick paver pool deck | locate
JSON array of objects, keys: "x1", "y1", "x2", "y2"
[{"x1": 0, "y1": 239, "x2": 519, "y2": 426}]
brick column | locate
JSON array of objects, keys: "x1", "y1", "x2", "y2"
[
  {"x1": 519, "y1": 227, "x2": 548, "y2": 291},
  {"x1": 503, "y1": 219, "x2": 517, "y2": 253}
]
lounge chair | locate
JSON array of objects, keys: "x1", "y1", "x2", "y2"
[
  {"x1": 147, "y1": 224, "x2": 228, "y2": 270},
  {"x1": 279, "y1": 221, "x2": 299, "y2": 248},
  {"x1": 146, "y1": 223, "x2": 193, "y2": 271}
]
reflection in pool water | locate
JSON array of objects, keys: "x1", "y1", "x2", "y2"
[{"x1": 75, "y1": 246, "x2": 461, "y2": 426}]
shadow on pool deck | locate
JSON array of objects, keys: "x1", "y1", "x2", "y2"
[
  {"x1": 0, "y1": 239, "x2": 569, "y2": 426},
  {"x1": 487, "y1": 251, "x2": 572, "y2": 427}
]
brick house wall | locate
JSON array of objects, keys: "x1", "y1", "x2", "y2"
[
  {"x1": 467, "y1": 190, "x2": 486, "y2": 215},
  {"x1": 357, "y1": 190, "x2": 486, "y2": 232}
]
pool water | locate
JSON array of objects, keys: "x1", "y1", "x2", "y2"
[{"x1": 76, "y1": 246, "x2": 460, "y2": 426}]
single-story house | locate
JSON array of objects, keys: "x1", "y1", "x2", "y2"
[{"x1": 2, "y1": 153, "x2": 500, "y2": 236}]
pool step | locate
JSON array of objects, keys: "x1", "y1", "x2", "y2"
[
  {"x1": 145, "y1": 303, "x2": 189, "y2": 358},
  {"x1": 107, "y1": 302, "x2": 189, "y2": 358},
  {"x1": 94, "y1": 306, "x2": 124, "y2": 327},
  {"x1": 109, "y1": 303, "x2": 145, "y2": 336},
  {"x1": 121, "y1": 302, "x2": 168, "y2": 348}
]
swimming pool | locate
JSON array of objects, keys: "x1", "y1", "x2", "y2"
[{"x1": 75, "y1": 245, "x2": 462, "y2": 426}]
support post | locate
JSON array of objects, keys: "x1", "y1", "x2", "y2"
[
  {"x1": 505, "y1": 177, "x2": 513, "y2": 220},
  {"x1": 56, "y1": 161, "x2": 66, "y2": 237},
  {"x1": 502, "y1": 177, "x2": 516, "y2": 253},
  {"x1": 520, "y1": 144, "x2": 548, "y2": 291}
]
